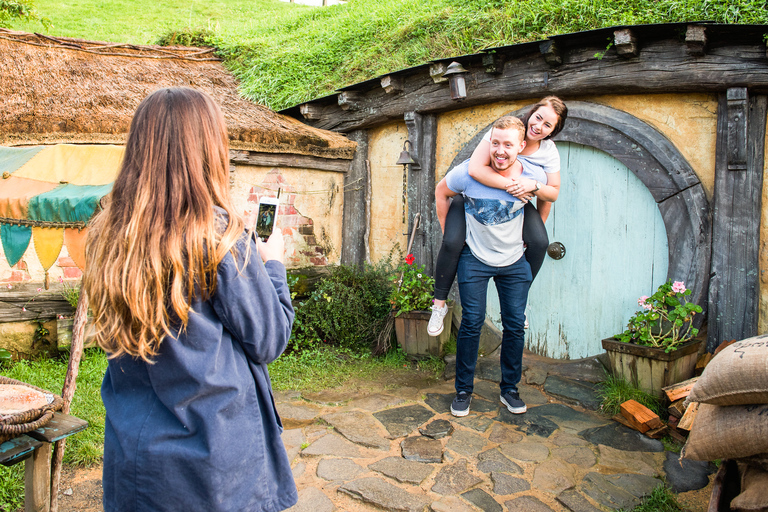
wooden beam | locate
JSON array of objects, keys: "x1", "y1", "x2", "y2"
[
  {"x1": 380, "y1": 75, "x2": 404, "y2": 94},
  {"x1": 229, "y1": 150, "x2": 351, "y2": 173},
  {"x1": 614, "y1": 28, "x2": 638, "y2": 57},
  {"x1": 685, "y1": 25, "x2": 707, "y2": 56},
  {"x1": 338, "y1": 91, "x2": 362, "y2": 111},
  {"x1": 708, "y1": 92, "x2": 767, "y2": 350},
  {"x1": 404, "y1": 112, "x2": 438, "y2": 275},
  {"x1": 726, "y1": 88, "x2": 748, "y2": 171},
  {"x1": 299, "y1": 103, "x2": 323, "y2": 120},
  {"x1": 340, "y1": 130, "x2": 369, "y2": 266},
  {"x1": 290, "y1": 38, "x2": 768, "y2": 133},
  {"x1": 482, "y1": 52, "x2": 505, "y2": 74},
  {"x1": 539, "y1": 39, "x2": 562, "y2": 66},
  {"x1": 429, "y1": 62, "x2": 448, "y2": 83}
]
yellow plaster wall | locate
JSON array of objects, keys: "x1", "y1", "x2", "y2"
[
  {"x1": 230, "y1": 165, "x2": 345, "y2": 268},
  {"x1": 367, "y1": 121, "x2": 409, "y2": 263},
  {"x1": 761, "y1": 124, "x2": 768, "y2": 334}
]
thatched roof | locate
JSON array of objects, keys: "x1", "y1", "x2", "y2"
[{"x1": 0, "y1": 29, "x2": 355, "y2": 160}]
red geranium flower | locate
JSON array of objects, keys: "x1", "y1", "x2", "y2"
[{"x1": 405, "y1": 254, "x2": 415, "y2": 265}]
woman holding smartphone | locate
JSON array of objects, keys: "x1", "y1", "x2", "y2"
[
  {"x1": 84, "y1": 87, "x2": 297, "y2": 511},
  {"x1": 428, "y1": 96, "x2": 568, "y2": 336}
]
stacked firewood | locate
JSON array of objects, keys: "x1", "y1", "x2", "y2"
[
  {"x1": 612, "y1": 346, "x2": 720, "y2": 442},
  {"x1": 681, "y1": 334, "x2": 768, "y2": 512}
]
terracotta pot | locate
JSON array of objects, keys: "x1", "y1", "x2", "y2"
[
  {"x1": 394, "y1": 306, "x2": 453, "y2": 358},
  {"x1": 601, "y1": 337, "x2": 705, "y2": 397}
]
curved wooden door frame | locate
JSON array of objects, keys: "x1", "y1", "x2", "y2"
[{"x1": 449, "y1": 101, "x2": 711, "y2": 316}]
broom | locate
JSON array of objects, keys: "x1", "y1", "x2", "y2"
[{"x1": 374, "y1": 213, "x2": 421, "y2": 355}]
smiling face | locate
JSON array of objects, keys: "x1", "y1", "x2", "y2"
[
  {"x1": 526, "y1": 104, "x2": 559, "y2": 142},
  {"x1": 488, "y1": 126, "x2": 526, "y2": 173}
]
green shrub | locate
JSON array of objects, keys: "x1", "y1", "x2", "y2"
[
  {"x1": 290, "y1": 262, "x2": 394, "y2": 352},
  {"x1": 155, "y1": 27, "x2": 217, "y2": 47}
]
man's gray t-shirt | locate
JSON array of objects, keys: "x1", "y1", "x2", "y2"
[{"x1": 445, "y1": 159, "x2": 534, "y2": 267}]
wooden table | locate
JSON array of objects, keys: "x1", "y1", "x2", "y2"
[{"x1": 0, "y1": 413, "x2": 88, "y2": 512}]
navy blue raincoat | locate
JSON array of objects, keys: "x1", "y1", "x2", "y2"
[{"x1": 101, "y1": 229, "x2": 297, "y2": 511}]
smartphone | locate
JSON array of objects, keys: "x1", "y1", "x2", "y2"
[{"x1": 255, "y1": 196, "x2": 279, "y2": 241}]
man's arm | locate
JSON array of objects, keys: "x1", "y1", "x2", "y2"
[
  {"x1": 467, "y1": 139, "x2": 513, "y2": 190},
  {"x1": 435, "y1": 178, "x2": 458, "y2": 233}
]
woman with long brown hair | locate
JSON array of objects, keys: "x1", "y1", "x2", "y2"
[{"x1": 84, "y1": 87, "x2": 297, "y2": 511}]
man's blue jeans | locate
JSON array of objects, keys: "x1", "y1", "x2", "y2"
[{"x1": 455, "y1": 246, "x2": 531, "y2": 395}]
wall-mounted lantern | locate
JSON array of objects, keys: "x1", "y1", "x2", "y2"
[{"x1": 443, "y1": 61, "x2": 468, "y2": 101}]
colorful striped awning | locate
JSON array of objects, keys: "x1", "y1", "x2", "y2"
[{"x1": 0, "y1": 144, "x2": 123, "y2": 278}]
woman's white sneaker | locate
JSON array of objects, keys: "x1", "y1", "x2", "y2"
[{"x1": 427, "y1": 304, "x2": 449, "y2": 336}]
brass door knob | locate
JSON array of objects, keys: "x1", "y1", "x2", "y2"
[{"x1": 547, "y1": 242, "x2": 566, "y2": 260}]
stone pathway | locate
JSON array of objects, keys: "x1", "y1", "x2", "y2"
[{"x1": 279, "y1": 350, "x2": 714, "y2": 512}]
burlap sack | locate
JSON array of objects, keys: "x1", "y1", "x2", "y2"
[
  {"x1": 731, "y1": 463, "x2": 768, "y2": 511},
  {"x1": 686, "y1": 334, "x2": 768, "y2": 406},
  {"x1": 682, "y1": 403, "x2": 768, "y2": 461}
]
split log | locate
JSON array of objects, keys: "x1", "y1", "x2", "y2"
[
  {"x1": 714, "y1": 339, "x2": 737, "y2": 356},
  {"x1": 695, "y1": 352, "x2": 713, "y2": 376},
  {"x1": 620, "y1": 400, "x2": 663, "y2": 433},
  {"x1": 668, "y1": 399, "x2": 687, "y2": 419},
  {"x1": 662, "y1": 376, "x2": 699, "y2": 402},
  {"x1": 667, "y1": 426, "x2": 688, "y2": 444},
  {"x1": 645, "y1": 425, "x2": 669, "y2": 439},
  {"x1": 677, "y1": 401, "x2": 700, "y2": 432},
  {"x1": 611, "y1": 414, "x2": 634, "y2": 430}
]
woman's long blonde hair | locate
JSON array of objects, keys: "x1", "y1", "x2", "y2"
[{"x1": 84, "y1": 87, "x2": 244, "y2": 361}]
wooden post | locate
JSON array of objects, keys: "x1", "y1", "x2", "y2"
[
  {"x1": 404, "y1": 112, "x2": 438, "y2": 275},
  {"x1": 25, "y1": 443, "x2": 51, "y2": 512},
  {"x1": 49, "y1": 290, "x2": 89, "y2": 512},
  {"x1": 340, "y1": 130, "x2": 369, "y2": 266},
  {"x1": 708, "y1": 91, "x2": 767, "y2": 350}
]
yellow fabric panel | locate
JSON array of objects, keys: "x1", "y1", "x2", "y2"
[
  {"x1": 64, "y1": 228, "x2": 88, "y2": 271},
  {"x1": 32, "y1": 227, "x2": 64, "y2": 271},
  {"x1": 0, "y1": 176, "x2": 59, "y2": 219},
  {"x1": 13, "y1": 144, "x2": 124, "y2": 186}
]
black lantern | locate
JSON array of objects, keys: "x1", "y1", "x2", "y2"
[{"x1": 443, "y1": 61, "x2": 468, "y2": 101}]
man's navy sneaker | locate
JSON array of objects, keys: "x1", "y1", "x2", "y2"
[
  {"x1": 450, "y1": 391, "x2": 472, "y2": 417},
  {"x1": 500, "y1": 391, "x2": 527, "y2": 414}
]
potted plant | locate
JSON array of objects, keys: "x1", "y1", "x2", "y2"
[
  {"x1": 390, "y1": 254, "x2": 452, "y2": 357},
  {"x1": 602, "y1": 280, "x2": 705, "y2": 397}
]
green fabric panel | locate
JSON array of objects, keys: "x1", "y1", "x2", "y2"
[
  {"x1": 0, "y1": 146, "x2": 46, "y2": 175},
  {"x1": 27, "y1": 183, "x2": 113, "y2": 223},
  {"x1": 0, "y1": 224, "x2": 32, "y2": 267}
]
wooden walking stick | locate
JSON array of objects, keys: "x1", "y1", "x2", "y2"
[{"x1": 49, "y1": 289, "x2": 89, "y2": 512}]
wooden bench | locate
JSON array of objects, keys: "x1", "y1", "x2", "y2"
[{"x1": 0, "y1": 412, "x2": 88, "y2": 512}]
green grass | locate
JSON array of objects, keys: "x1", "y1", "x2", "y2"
[
  {"x1": 268, "y1": 345, "x2": 444, "y2": 391},
  {"x1": 623, "y1": 484, "x2": 682, "y2": 512},
  {"x1": 7, "y1": 0, "x2": 768, "y2": 111},
  {"x1": 597, "y1": 373, "x2": 663, "y2": 417}
]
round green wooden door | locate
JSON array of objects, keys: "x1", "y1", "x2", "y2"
[{"x1": 485, "y1": 142, "x2": 669, "y2": 359}]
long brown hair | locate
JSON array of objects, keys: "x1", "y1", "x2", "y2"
[
  {"x1": 520, "y1": 96, "x2": 568, "y2": 139},
  {"x1": 84, "y1": 87, "x2": 244, "y2": 361}
]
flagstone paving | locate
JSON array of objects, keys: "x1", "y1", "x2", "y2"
[{"x1": 281, "y1": 350, "x2": 715, "y2": 511}]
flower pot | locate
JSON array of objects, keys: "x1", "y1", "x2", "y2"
[
  {"x1": 394, "y1": 306, "x2": 453, "y2": 358},
  {"x1": 601, "y1": 337, "x2": 705, "y2": 397}
]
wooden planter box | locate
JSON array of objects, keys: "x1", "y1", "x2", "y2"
[
  {"x1": 601, "y1": 337, "x2": 705, "y2": 397},
  {"x1": 395, "y1": 306, "x2": 453, "y2": 358}
]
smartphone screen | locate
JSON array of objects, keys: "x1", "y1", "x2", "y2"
[{"x1": 255, "y1": 202, "x2": 277, "y2": 240}]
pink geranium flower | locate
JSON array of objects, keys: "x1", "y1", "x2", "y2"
[
  {"x1": 672, "y1": 281, "x2": 686, "y2": 294},
  {"x1": 638, "y1": 296, "x2": 652, "y2": 310}
]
